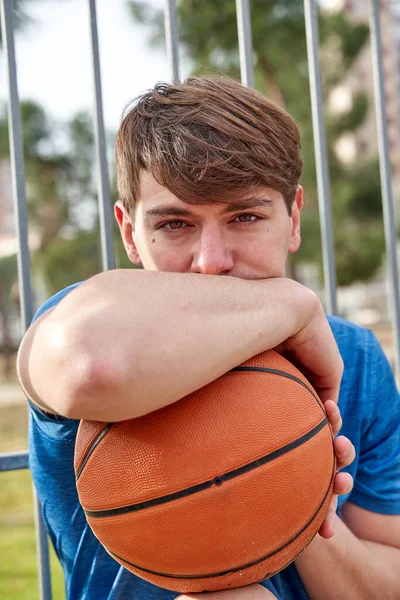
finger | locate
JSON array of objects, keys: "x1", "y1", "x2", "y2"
[
  {"x1": 318, "y1": 519, "x2": 334, "y2": 539},
  {"x1": 324, "y1": 400, "x2": 342, "y2": 437},
  {"x1": 318, "y1": 494, "x2": 338, "y2": 539},
  {"x1": 319, "y1": 473, "x2": 353, "y2": 540},
  {"x1": 334, "y1": 435, "x2": 356, "y2": 470},
  {"x1": 333, "y1": 471, "x2": 353, "y2": 496}
]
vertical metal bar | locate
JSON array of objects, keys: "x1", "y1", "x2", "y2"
[
  {"x1": 370, "y1": 0, "x2": 400, "y2": 377},
  {"x1": 0, "y1": 0, "x2": 32, "y2": 330},
  {"x1": 164, "y1": 0, "x2": 180, "y2": 83},
  {"x1": 0, "y1": 2, "x2": 52, "y2": 599},
  {"x1": 235, "y1": 0, "x2": 254, "y2": 88},
  {"x1": 88, "y1": 0, "x2": 115, "y2": 271},
  {"x1": 304, "y1": 0, "x2": 338, "y2": 315}
]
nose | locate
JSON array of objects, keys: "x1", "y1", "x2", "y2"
[{"x1": 191, "y1": 226, "x2": 234, "y2": 275}]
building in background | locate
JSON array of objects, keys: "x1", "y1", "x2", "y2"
[{"x1": 328, "y1": 0, "x2": 400, "y2": 198}]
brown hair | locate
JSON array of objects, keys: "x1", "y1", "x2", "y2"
[{"x1": 115, "y1": 77, "x2": 303, "y2": 217}]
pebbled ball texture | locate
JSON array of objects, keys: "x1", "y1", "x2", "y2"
[{"x1": 74, "y1": 350, "x2": 336, "y2": 593}]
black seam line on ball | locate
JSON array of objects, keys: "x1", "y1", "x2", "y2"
[
  {"x1": 84, "y1": 417, "x2": 328, "y2": 519},
  {"x1": 77, "y1": 366, "x2": 320, "y2": 483},
  {"x1": 231, "y1": 366, "x2": 323, "y2": 413},
  {"x1": 75, "y1": 423, "x2": 116, "y2": 481},
  {"x1": 106, "y1": 457, "x2": 335, "y2": 580}
]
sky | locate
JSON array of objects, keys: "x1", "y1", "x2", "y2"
[{"x1": 0, "y1": 0, "x2": 183, "y2": 132}]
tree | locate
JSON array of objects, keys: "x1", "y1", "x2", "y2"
[
  {"x1": 128, "y1": 0, "x2": 385, "y2": 286},
  {"x1": 0, "y1": 102, "x2": 99, "y2": 375},
  {"x1": 0, "y1": 1, "x2": 114, "y2": 379},
  {"x1": 0, "y1": 98, "x2": 129, "y2": 307},
  {"x1": 0, "y1": 254, "x2": 17, "y2": 378}
]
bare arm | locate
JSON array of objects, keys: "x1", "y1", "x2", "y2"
[
  {"x1": 17, "y1": 269, "x2": 342, "y2": 421},
  {"x1": 177, "y1": 583, "x2": 277, "y2": 599},
  {"x1": 295, "y1": 507, "x2": 400, "y2": 599}
]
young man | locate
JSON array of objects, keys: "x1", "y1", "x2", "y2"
[{"x1": 17, "y1": 77, "x2": 400, "y2": 600}]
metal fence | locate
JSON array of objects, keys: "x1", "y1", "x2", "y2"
[{"x1": 0, "y1": 0, "x2": 398, "y2": 598}]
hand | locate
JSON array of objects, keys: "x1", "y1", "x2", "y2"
[
  {"x1": 271, "y1": 285, "x2": 344, "y2": 406},
  {"x1": 176, "y1": 583, "x2": 277, "y2": 599},
  {"x1": 318, "y1": 400, "x2": 355, "y2": 539}
]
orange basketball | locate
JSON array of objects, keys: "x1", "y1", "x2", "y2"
[{"x1": 74, "y1": 350, "x2": 335, "y2": 593}]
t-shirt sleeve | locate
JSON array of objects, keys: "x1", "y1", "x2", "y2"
[
  {"x1": 349, "y1": 331, "x2": 400, "y2": 514},
  {"x1": 32, "y1": 282, "x2": 83, "y2": 323}
]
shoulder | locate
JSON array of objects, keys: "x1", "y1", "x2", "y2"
[
  {"x1": 326, "y1": 315, "x2": 397, "y2": 412},
  {"x1": 327, "y1": 315, "x2": 399, "y2": 431},
  {"x1": 32, "y1": 281, "x2": 84, "y2": 324},
  {"x1": 24, "y1": 281, "x2": 85, "y2": 426},
  {"x1": 326, "y1": 314, "x2": 375, "y2": 348},
  {"x1": 326, "y1": 315, "x2": 382, "y2": 369}
]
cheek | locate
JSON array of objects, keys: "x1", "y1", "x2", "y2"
[
  {"x1": 253, "y1": 227, "x2": 290, "y2": 258},
  {"x1": 270, "y1": 223, "x2": 293, "y2": 258},
  {"x1": 242, "y1": 230, "x2": 290, "y2": 277},
  {"x1": 142, "y1": 239, "x2": 188, "y2": 272}
]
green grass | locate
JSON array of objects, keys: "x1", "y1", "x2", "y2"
[{"x1": 0, "y1": 402, "x2": 66, "y2": 600}]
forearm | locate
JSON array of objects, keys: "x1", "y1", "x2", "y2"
[
  {"x1": 295, "y1": 515, "x2": 400, "y2": 600},
  {"x1": 177, "y1": 583, "x2": 277, "y2": 599},
  {"x1": 19, "y1": 270, "x2": 318, "y2": 421}
]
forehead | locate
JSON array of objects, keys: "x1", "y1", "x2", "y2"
[{"x1": 137, "y1": 172, "x2": 283, "y2": 218}]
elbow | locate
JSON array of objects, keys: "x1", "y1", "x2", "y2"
[
  {"x1": 43, "y1": 321, "x2": 126, "y2": 420},
  {"x1": 55, "y1": 354, "x2": 126, "y2": 421},
  {"x1": 20, "y1": 308, "x2": 132, "y2": 421}
]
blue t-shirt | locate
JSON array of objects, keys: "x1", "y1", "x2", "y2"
[{"x1": 28, "y1": 282, "x2": 400, "y2": 600}]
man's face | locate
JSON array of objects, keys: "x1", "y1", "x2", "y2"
[{"x1": 115, "y1": 172, "x2": 303, "y2": 279}]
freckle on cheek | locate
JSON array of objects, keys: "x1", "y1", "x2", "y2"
[{"x1": 151, "y1": 238, "x2": 155, "y2": 244}]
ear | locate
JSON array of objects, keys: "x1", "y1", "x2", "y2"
[
  {"x1": 288, "y1": 185, "x2": 303, "y2": 254},
  {"x1": 114, "y1": 201, "x2": 143, "y2": 266}
]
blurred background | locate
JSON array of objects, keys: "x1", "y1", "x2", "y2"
[{"x1": 1, "y1": 0, "x2": 400, "y2": 597}]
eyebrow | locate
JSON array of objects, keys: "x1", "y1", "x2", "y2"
[
  {"x1": 144, "y1": 197, "x2": 275, "y2": 220},
  {"x1": 145, "y1": 206, "x2": 195, "y2": 219},
  {"x1": 220, "y1": 197, "x2": 275, "y2": 213}
]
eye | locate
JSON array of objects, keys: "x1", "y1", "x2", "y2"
[
  {"x1": 233, "y1": 214, "x2": 260, "y2": 223},
  {"x1": 158, "y1": 220, "x2": 189, "y2": 232}
]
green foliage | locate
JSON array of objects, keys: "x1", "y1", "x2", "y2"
[
  {"x1": 19, "y1": 102, "x2": 51, "y2": 156},
  {"x1": 0, "y1": 101, "x2": 50, "y2": 157},
  {"x1": 36, "y1": 227, "x2": 136, "y2": 296},
  {"x1": 344, "y1": 159, "x2": 383, "y2": 220},
  {"x1": 0, "y1": 95, "x2": 101, "y2": 256},
  {"x1": 34, "y1": 230, "x2": 101, "y2": 296},
  {"x1": 328, "y1": 92, "x2": 369, "y2": 138},
  {"x1": 320, "y1": 10, "x2": 369, "y2": 75},
  {"x1": 0, "y1": 94, "x2": 127, "y2": 301},
  {"x1": 0, "y1": 101, "x2": 75, "y2": 250},
  {"x1": 0, "y1": 99, "x2": 114, "y2": 310},
  {"x1": 333, "y1": 159, "x2": 385, "y2": 285},
  {"x1": 66, "y1": 111, "x2": 95, "y2": 194},
  {"x1": 294, "y1": 158, "x2": 385, "y2": 284},
  {"x1": 334, "y1": 220, "x2": 385, "y2": 286},
  {"x1": 0, "y1": 404, "x2": 65, "y2": 599},
  {"x1": 0, "y1": 254, "x2": 18, "y2": 299}
]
